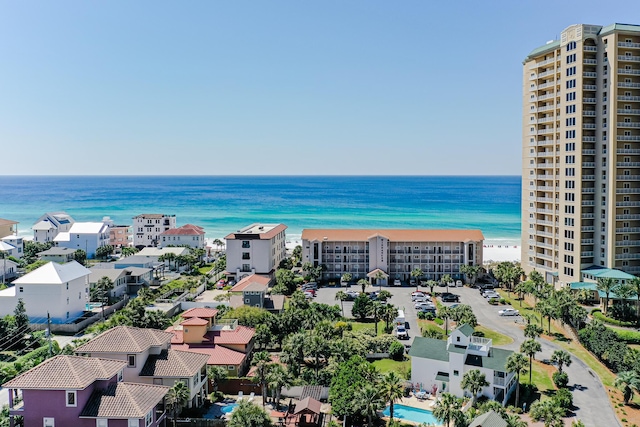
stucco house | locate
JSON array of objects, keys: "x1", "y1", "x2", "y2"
[
  {"x1": 3, "y1": 355, "x2": 169, "y2": 427},
  {"x1": 133, "y1": 214, "x2": 177, "y2": 248},
  {"x1": 0, "y1": 218, "x2": 18, "y2": 239},
  {"x1": 75, "y1": 326, "x2": 209, "y2": 408},
  {"x1": 0, "y1": 261, "x2": 90, "y2": 323},
  {"x1": 167, "y1": 307, "x2": 255, "y2": 376},
  {"x1": 159, "y1": 224, "x2": 205, "y2": 249},
  {"x1": 228, "y1": 274, "x2": 284, "y2": 314},
  {"x1": 89, "y1": 267, "x2": 152, "y2": 299},
  {"x1": 38, "y1": 247, "x2": 76, "y2": 263},
  {"x1": 0, "y1": 235, "x2": 23, "y2": 259},
  {"x1": 55, "y1": 221, "x2": 111, "y2": 259},
  {"x1": 32, "y1": 212, "x2": 75, "y2": 243},
  {"x1": 409, "y1": 324, "x2": 516, "y2": 405},
  {"x1": 0, "y1": 259, "x2": 19, "y2": 282}
]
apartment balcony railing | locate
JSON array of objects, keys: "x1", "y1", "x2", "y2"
[
  {"x1": 617, "y1": 175, "x2": 640, "y2": 180},
  {"x1": 619, "y1": 42, "x2": 640, "y2": 48},
  {"x1": 619, "y1": 109, "x2": 640, "y2": 115},
  {"x1": 616, "y1": 227, "x2": 640, "y2": 233},
  {"x1": 584, "y1": 58, "x2": 597, "y2": 64},
  {"x1": 583, "y1": 123, "x2": 597, "y2": 129},
  {"x1": 583, "y1": 84, "x2": 597, "y2": 91},
  {"x1": 616, "y1": 253, "x2": 640, "y2": 260},
  {"x1": 582, "y1": 162, "x2": 595, "y2": 167},
  {"x1": 534, "y1": 57, "x2": 557, "y2": 67},
  {"x1": 582, "y1": 175, "x2": 596, "y2": 180},
  {"x1": 538, "y1": 93, "x2": 556, "y2": 101},
  {"x1": 582, "y1": 201, "x2": 595, "y2": 206},
  {"x1": 581, "y1": 251, "x2": 594, "y2": 257},
  {"x1": 535, "y1": 186, "x2": 555, "y2": 191},
  {"x1": 583, "y1": 98, "x2": 597, "y2": 104},
  {"x1": 619, "y1": 55, "x2": 640, "y2": 62},
  {"x1": 619, "y1": 82, "x2": 640, "y2": 89},
  {"x1": 618, "y1": 95, "x2": 640, "y2": 102},
  {"x1": 582, "y1": 213, "x2": 595, "y2": 219},
  {"x1": 581, "y1": 226, "x2": 595, "y2": 232},
  {"x1": 538, "y1": 81, "x2": 556, "y2": 90},
  {"x1": 584, "y1": 45, "x2": 598, "y2": 51},
  {"x1": 618, "y1": 201, "x2": 640, "y2": 207},
  {"x1": 618, "y1": 122, "x2": 640, "y2": 128},
  {"x1": 583, "y1": 136, "x2": 596, "y2": 142},
  {"x1": 535, "y1": 151, "x2": 554, "y2": 157},
  {"x1": 535, "y1": 208, "x2": 554, "y2": 214},
  {"x1": 534, "y1": 197, "x2": 555, "y2": 203},
  {"x1": 537, "y1": 139, "x2": 555, "y2": 146},
  {"x1": 616, "y1": 214, "x2": 640, "y2": 220},
  {"x1": 619, "y1": 69, "x2": 640, "y2": 75},
  {"x1": 537, "y1": 105, "x2": 556, "y2": 113},
  {"x1": 617, "y1": 240, "x2": 640, "y2": 246},
  {"x1": 537, "y1": 116, "x2": 555, "y2": 124},
  {"x1": 583, "y1": 110, "x2": 597, "y2": 116},
  {"x1": 583, "y1": 149, "x2": 596, "y2": 155},
  {"x1": 538, "y1": 70, "x2": 556, "y2": 78},
  {"x1": 536, "y1": 174, "x2": 553, "y2": 180},
  {"x1": 617, "y1": 162, "x2": 640, "y2": 167},
  {"x1": 617, "y1": 136, "x2": 640, "y2": 142},
  {"x1": 618, "y1": 148, "x2": 640, "y2": 154},
  {"x1": 584, "y1": 71, "x2": 598, "y2": 78},
  {"x1": 537, "y1": 128, "x2": 555, "y2": 135},
  {"x1": 536, "y1": 231, "x2": 555, "y2": 238},
  {"x1": 582, "y1": 188, "x2": 595, "y2": 193},
  {"x1": 581, "y1": 239, "x2": 595, "y2": 244}
]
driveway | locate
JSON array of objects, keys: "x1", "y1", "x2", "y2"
[{"x1": 453, "y1": 286, "x2": 620, "y2": 427}]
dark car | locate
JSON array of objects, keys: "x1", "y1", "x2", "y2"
[{"x1": 441, "y1": 293, "x2": 460, "y2": 302}]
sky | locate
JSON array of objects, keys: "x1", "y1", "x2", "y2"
[{"x1": 0, "y1": 1, "x2": 638, "y2": 175}]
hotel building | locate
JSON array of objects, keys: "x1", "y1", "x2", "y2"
[
  {"x1": 522, "y1": 23, "x2": 640, "y2": 284},
  {"x1": 301, "y1": 229, "x2": 483, "y2": 283}
]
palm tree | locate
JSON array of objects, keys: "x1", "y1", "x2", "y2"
[
  {"x1": 227, "y1": 399, "x2": 273, "y2": 427},
  {"x1": 524, "y1": 324, "x2": 542, "y2": 340},
  {"x1": 530, "y1": 400, "x2": 565, "y2": 427},
  {"x1": 335, "y1": 291, "x2": 348, "y2": 317},
  {"x1": 121, "y1": 246, "x2": 138, "y2": 257},
  {"x1": 341, "y1": 273, "x2": 353, "y2": 286},
  {"x1": 352, "y1": 384, "x2": 384, "y2": 427},
  {"x1": 371, "y1": 301, "x2": 384, "y2": 335},
  {"x1": 551, "y1": 350, "x2": 572, "y2": 374},
  {"x1": 382, "y1": 304, "x2": 398, "y2": 333},
  {"x1": 520, "y1": 339, "x2": 541, "y2": 384},
  {"x1": 380, "y1": 371, "x2": 404, "y2": 423},
  {"x1": 615, "y1": 370, "x2": 640, "y2": 404},
  {"x1": 163, "y1": 252, "x2": 176, "y2": 271},
  {"x1": 460, "y1": 369, "x2": 489, "y2": 406},
  {"x1": 426, "y1": 280, "x2": 437, "y2": 295},
  {"x1": 596, "y1": 277, "x2": 618, "y2": 315},
  {"x1": 266, "y1": 364, "x2": 292, "y2": 410},
  {"x1": 536, "y1": 299, "x2": 555, "y2": 334},
  {"x1": 358, "y1": 278, "x2": 369, "y2": 294},
  {"x1": 207, "y1": 365, "x2": 228, "y2": 392},
  {"x1": 411, "y1": 268, "x2": 423, "y2": 290},
  {"x1": 505, "y1": 352, "x2": 528, "y2": 409},
  {"x1": 374, "y1": 270, "x2": 386, "y2": 290},
  {"x1": 441, "y1": 274, "x2": 452, "y2": 293},
  {"x1": 167, "y1": 381, "x2": 190, "y2": 427},
  {"x1": 629, "y1": 276, "x2": 640, "y2": 321},
  {"x1": 251, "y1": 351, "x2": 272, "y2": 407},
  {"x1": 432, "y1": 392, "x2": 462, "y2": 427},
  {"x1": 439, "y1": 306, "x2": 451, "y2": 335},
  {"x1": 506, "y1": 414, "x2": 528, "y2": 427}
]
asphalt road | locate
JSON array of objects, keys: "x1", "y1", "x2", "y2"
[{"x1": 314, "y1": 284, "x2": 620, "y2": 427}]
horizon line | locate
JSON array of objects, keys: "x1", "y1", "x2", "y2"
[{"x1": 0, "y1": 174, "x2": 523, "y2": 178}]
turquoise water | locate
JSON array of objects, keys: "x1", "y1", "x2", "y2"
[
  {"x1": 0, "y1": 175, "x2": 521, "y2": 244},
  {"x1": 383, "y1": 404, "x2": 439, "y2": 424},
  {"x1": 220, "y1": 403, "x2": 238, "y2": 414}
]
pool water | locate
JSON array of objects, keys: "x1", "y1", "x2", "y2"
[
  {"x1": 383, "y1": 404, "x2": 439, "y2": 425},
  {"x1": 220, "y1": 403, "x2": 238, "y2": 414}
]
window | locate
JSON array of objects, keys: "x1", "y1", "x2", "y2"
[
  {"x1": 19, "y1": 287, "x2": 23, "y2": 293},
  {"x1": 66, "y1": 391, "x2": 77, "y2": 407},
  {"x1": 118, "y1": 370, "x2": 123, "y2": 382},
  {"x1": 242, "y1": 252, "x2": 250, "y2": 260},
  {"x1": 43, "y1": 419, "x2": 55, "y2": 427},
  {"x1": 97, "y1": 419, "x2": 108, "y2": 427},
  {"x1": 228, "y1": 365, "x2": 235, "y2": 370},
  {"x1": 145, "y1": 410, "x2": 153, "y2": 427},
  {"x1": 453, "y1": 370, "x2": 459, "y2": 376},
  {"x1": 242, "y1": 241, "x2": 250, "y2": 248},
  {"x1": 128, "y1": 354, "x2": 136, "y2": 368},
  {"x1": 128, "y1": 420, "x2": 139, "y2": 427}
]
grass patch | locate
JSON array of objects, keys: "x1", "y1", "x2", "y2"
[
  {"x1": 371, "y1": 358, "x2": 411, "y2": 377},
  {"x1": 495, "y1": 290, "x2": 566, "y2": 337},
  {"x1": 552, "y1": 336, "x2": 616, "y2": 388},
  {"x1": 351, "y1": 320, "x2": 387, "y2": 335},
  {"x1": 474, "y1": 325, "x2": 513, "y2": 346},
  {"x1": 530, "y1": 359, "x2": 555, "y2": 395},
  {"x1": 198, "y1": 264, "x2": 213, "y2": 275}
]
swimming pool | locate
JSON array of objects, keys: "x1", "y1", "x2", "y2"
[
  {"x1": 382, "y1": 404, "x2": 439, "y2": 425},
  {"x1": 220, "y1": 403, "x2": 238, "y2": 414}
]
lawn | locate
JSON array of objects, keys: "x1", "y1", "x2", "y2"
[
  {"x1": 351, "y1": 320, "x2": 387, "y2": 335},
  {"x1": 495, "y1": 290, "x2": 566, "y2": 337},
  {"x1": 371, "y1": 358, "x2": 411, "y2": 378},
  {"x1": 474, "y1": 325, "x2": 513, "y2": 346},
  {"x1": 530, "y1": 359, "x2": 555, "y2": 395},
  {"x1": 198, "y1": 264, "x2": 214, "y2": 275}
]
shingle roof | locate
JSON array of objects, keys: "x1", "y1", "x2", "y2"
[
  {"x1": 457, "y1": 324, "x2": 475, "y2": 337},
  {"x1": 465, "y1": 348, "x2": 514, "y2": 372},
  {"x1": 293, "y1": 396, "x2": 322, "y2": 415},
  {"x1": 301, "y1": 229, "x2": 484, "y2": 243},
  {"x1": 469, "y1": 410, "x2": 508, "y2": 427},
  {"x1": 75, "y1": 326, "x2": 173, "y2": 354},
  {"x1": 3, "y1": 355, "x2": 126, "y2": 390},
  {"x1": 13, "y1": 261, "x2": 90, "y2": 285},
  {"x1": 408, "y1": 337, "x2": 449, "y2": 361},
  {"x1": 80, "y1": 382, "x2": 169, "y2": 419},
  {"x1": 181, "y1": 307, "x2": 218, "y2": 319},
  {"x1": 140, "y1": 350, "x2": 208, "y2": 377},
  {"x1": 171, "y1": 344, "x2": 247, "y2": 366}
]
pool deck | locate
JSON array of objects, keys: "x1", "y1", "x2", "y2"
[{"x1": 381, "y1": 395, "x2": 443, "y2": 427}]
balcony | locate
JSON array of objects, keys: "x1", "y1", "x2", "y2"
[
  {"x1": 616, "y1": 253, "x2": 640, "y2": 260},
  {"x1": 617, "y1": 227, "x2": 640, "y2": 233},
  {"x1": 619, "y1": 109, "x2": 640, "y2": 115},
  {"x1": 584, "y1": 45, "x2": 598, "y2": 52},
  {"x1": 617, "y1": 162, "x2": 640, "y2": 167},
  {"x1": 617, "y1": 175, "x2": 640, "y2": 181},
  {"x1": 617, "y1": 188, "x2": 640, "y2": 194},
  {"x1": 537, "y1": 116, "x2": 555, "y2": 124},
  {"x1": 537, "y1": 105, "x2": 556, "y2": 113},
  {"x1": 583, "y1": 110, "x2": 597, "y2": 116},
  {"x1": 581, "y1": 251, "x2": 594, "y2": 257},
  {"x1": 583, "y1": 149, "x2": 596, "y2": 155},
  {"x1": 537, "y1": 128, "x2": 555, "y2": 135},
  {"x1": 616, "y1": 214, "x2": 640, "y2": 220},
  {"x1": 582, "y1": 201, "x2": 595, "y2": 206},
  {"x1": 583, "y1": 136, "x2": 596, "y2": 142},
  {"x1": 619, "y1": 69, "x2": 640, "y2": 75},
  {"x1": 618, "y1": 95, "x2": 640, "y2": 102},
  {"x1": 582, "y1": 187, "x2": 595, "y2": 193},
  {"x1": 534, "y1": 58, "x2": 557, "y2": 67},
  {"x1": 619, "y1": 82, "x2": 640, "y2": 89},
  {"x1": 617, "y1": 135, "x2": 640, "y2": 141},
  {"x1": 618, "y1": 148, "x2": 640, "y2": 154},
  {"x1": 619, "y1": 42, "x2": 640, "y2": 49},
  {"x1": 538, "y1": 81, "x2": 556, "y2": 90},
  {"x1": 538, "y1": 93, "x2": 556, "y2": 101},
  {"x1": 538, "y1": 70, "x2": 556, "y2": 78},
  {"x1": 583, "y1": 98, "x2": 597, "y2": 104},
  {"x1": 582, "y1": 175, "x2": 595, "y2": 180},
  {"x1": 619, "y1": 55, "x2": 640, "y2": 62},
  {"x1": 467, "y1": 336, "x2": 492, "y2": 355},
  {"x1": 581, "y1": 226, "x2": 595, "y2": 231},
  {"x1": 581, "y1": 239, "x2": 595, "y2": 244},
  {"x1": 617, "y1": 240, "x2": 640, "y2": 246},
  {"x1": 583, "y1": 123, "x2": 597, "y2": 129},
  {"x1": 537, "y1": 139, "x2": 555, "y2": 146},
  {"x1": 618, "y1": 122, "x2": 640, "y2": 128},
  {"x1": 583, "y1": 84, "x2": 597, "y2": 91},
  {"x1": 535, "y1": 197, "x2": 555, "y2": 203},
  {"x1": 584, "y1": 72, "x2": 598, "y2": 78},
  {"x1": 582, "y1": 213, "x2": 595, "y2": 219}
]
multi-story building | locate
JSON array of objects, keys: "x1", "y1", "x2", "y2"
[
  {"x1": 54, "y1": 221, "x2": 111, "y2": 259},
  {"x1": 109, "y1": 224, "x2": 131, "y2": 249},
  {"x1": 133, "y1": 214, "x2": 177, "y2": 248},
  {"x1": 522, "y1": 23, "x2": 640, "y2": 284},
  {"x1": 301, "y1": 229, "x2": 484, "y2": 283},
  {"x1": 0, "y1": 218, "x2": 18, "y2": 238},
  {"x1": 225, "y1": 223, "x2": 287, "y2": 281},
  {"x1": 32, "y1": 212, "x2": 75, "y2": 243},
  {"x1": 159, "y1": 224, "x2": 205, "y2": 249}
]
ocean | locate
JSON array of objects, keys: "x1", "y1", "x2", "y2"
[{"x1": 0, "y1": 176, "x2": 521, "y2": 245}]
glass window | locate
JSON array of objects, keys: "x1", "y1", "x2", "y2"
[
  {"x1": 96, "y1": 420, "x2": 108, "y2": 427},
  {"x1": 43, "y1": 419, "x2": 55, "y2": 427},
  {"x1": 66, "y1": 391, "x2": 76, "y2": 407},
  {"x1": 128, "y1": 420, "x2": 138, "y2": 427},
  {"x1": 128, "y1": 354, "x2": 136, "y2": 367}
]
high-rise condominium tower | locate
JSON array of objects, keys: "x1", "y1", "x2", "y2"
[{"x1": 522, "y1": 23, "x2": 640, "y2": 284}]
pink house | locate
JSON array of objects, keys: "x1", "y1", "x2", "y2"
[{"x1": 3, "y1": 355, "x2": 169, "y2": 427}]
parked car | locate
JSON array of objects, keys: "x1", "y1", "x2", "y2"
[
  {"x1": 482, "y1": 290, "x2": 499, "y2": 298},
  {"x1": 499, "y1": 308, "x2": 520, "y2": 316},
  {"x1": 419, "y1": 306, "x2": 437, "y2": 314},
  {"x1": 302, "y1": 282, "x2": 318, "y2": 291},
  {"x1": 415, "y1": 301, "x2": 435, "y2": 309},
  {"x1": 393, "y1": 279, "x2": 402, "y2": 286},
  {"x1": 215, "y1": 280, "x2": 226, "y2": 290},
  {"x1": 413, "y1": 295, "x2": 428, "y2": 303},
  {"x1": 411, "y1": 291, "x2": 426, "y2": 301},
  {"x1": 228, "y1": 280, "x2": 236, "y2": 287},
  {"x1": 410, "y1": 278, "x2": 417, "y2": 286},
  {"x1": 345, "y1": 290, "x2": 359, "y2": 300},
  {"x1": 455, "y1": 280, "x2": 463, "y2": 287},
  {"x1": 304, "y1": 291, "x2": 315, "y2": 299},
  {"x1": 396, "y1": 325, "x2": 409, "y2": 340},
  {"x1": 441, "y1": 293, "x2": 460, "y2": 302}
]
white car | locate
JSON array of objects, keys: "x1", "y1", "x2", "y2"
[
  {"x1": 393, "y1": 279, "x2": 402, "y2": 286},
  {"x1": 411, "y1": 291, "x2": 426, "y2": 300},
  {"x1": 413, "y1": 295, "x2": 428, "y2": 303},
  {"x1": 455, "y1": 280, "x2": 463, "y2": 287},
  {"x1": 415, "y1": 301, "x2": 435, "y2": 310},
  {"x1": 346, "y1": 290, "x2": 359, "y2": 299},
  {"x1": 499, "y1": 308, "x2": 520, "y2": 316}
]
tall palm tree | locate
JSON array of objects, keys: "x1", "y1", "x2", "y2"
[
  {"x1": 441, "y1": 274, "x2": 452, "y2": 293},
  {"x1": 506, "y1": 352, "x2": 528, "y2": 408},
  {"x1": 335, "y1": 291, "x2": 348, "y2": 317},
  {"x1": 371, "y1": 301, "x2": 384, "y2": 335},
  {"x1": 374, "y1": 270, "x2": 386, "y2": 290},
  {"x1": 411, "y1": 268, "x2": 423, "y2": 290},
  {"x1": 121, "y1": 246, "x2": 138, "y2": 257},
  {"x1": 266, "y1": 364, "x2": 292, "y2": 410},
  {"x1": 352, "y1": 384, "x2": 384, "y2": 427},
  {"x1": 227, "y1": 399, "x2": 273, "y2": 427},
  {"x1": 380, "y1": 371, "x2": 404, "y2": 423},
  {"x1": 439, "y1": 306, "x2": 451, "y2": 335},
  {"x1": 629, "y1": 276, "x2": 640, "y2": 321},
  {"x1": 167, "y1": 381, "x2": 190, "y2": 427},
  {"x1": 426, "y1": 280, "x2": 438, "y2": 295},
  {"x1": 358, "y1": 278, "x2": 369, "y2": 294},
  {"x1": 382, "y1": 304, "x2": 399, "y2": 333},
  {"x1": 536, "y1": 299, "x2": 555, "y2": 334},
  {"x1": 615, "y1": 370, "x2": 640, "y2": 404},
  {"x1": 520, "y1": 339, "x2": 541, "y2": 384},
  {"x1": 596, "y1": 277, "x2": 618, "y2": 315},
  {"x1": 551, "y1": 350, "x2": 572, "y2": 374},
  {"x1": 460, "y1": 369, "x2": 489, "y2": 406},
  {"x1": 251, "y1": 351, "x2": 272, "y2": 407},
  {"x1": 432, "y1": 392, "x2": 462, "y2": 427},
  {"x1": 341, "y1": 273, "x2": 353, "y2": 286},
  {"x1": 524, "y1": 324, "x2": 542, "y2": 340}
]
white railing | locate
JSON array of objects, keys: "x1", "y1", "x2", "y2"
[{"x1": 619, "y1": 55, "x2": 640, "y2": 62}]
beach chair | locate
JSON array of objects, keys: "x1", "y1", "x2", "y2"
[
  {"x1": 237, "y1": 391, "x2": 244, "y2": 401},
  {"x1": 248, "y1": 392, "x2": 255, "y2": 402}
]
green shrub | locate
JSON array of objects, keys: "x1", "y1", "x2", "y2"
[
  {"x1": 499, "y1": 298, "x2": 507, "y2": 305},
  {"x1": 422, "y1": 324, "x2": 445, "y2": 339},
  {"x1": 615, "y1": 329, "x2": 640, "y2": 344},
  {"x1": 553, "y1": 387, "x2": 573, "y2": 412},
  {"x1": 553, "y1": 371, "x2": 569, "y2": 388},
  {"x1": 389, "y1": 341, "x2": 405, "y2": 361},
  {"x1": 434, "y1": 318, "x2": 444, "y2": 325},
  {"x1": 591, "y1": 308, "x2": 636, "y2": 327}
]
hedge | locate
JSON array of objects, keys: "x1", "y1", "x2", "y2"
[
  {"x1": 615, "y1": 329, "x2": 640, "y2": 344},
  {"x1": 591, "y1": 308, "x2": 636, "y2": 327}
]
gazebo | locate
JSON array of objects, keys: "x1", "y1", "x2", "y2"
[{"x1": 273, "y1": 396, "x2": 324, "y2": 427}]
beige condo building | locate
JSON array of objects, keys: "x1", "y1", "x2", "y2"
[{"x1": 522, "y1": 23, "x2": 640, "y2": 284}]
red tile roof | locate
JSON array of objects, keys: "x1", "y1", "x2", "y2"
[
  {"x1": 230, "y1": 274, "x2": 272, "y2": 292},
  {"x1": 161, "y1": 224, "x2": 205, "y2": 236},
  {"x1": 181, "y1": 307, "x2": 218, "y2": 319},
  {"x1": 171, "y1": 344, "x2": 247, "y2": 366},
  {"x1": 180, "y1": 317, "x2": 209, "y2": 326},
  {"x1": 208, "y1": 325, "x2": 255, "y2": 345}
]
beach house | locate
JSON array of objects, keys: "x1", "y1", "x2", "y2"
[
  {"x1": 32, "y1": 212, "x2": 75, "y2": 243},
  {"x1": 37, "y1": 247, "x2": 77, "y2": 263},
  {"x1": 0, "y1": 218, "x2": 18, "y2": 239},
  {"x1": 301, "y1": 229, "x2": 484, "y2": 284},
  {"x1": 133, "y1": 214, "x2": 177, "y2": 248},
  {"x1": 89, "y1": 266, "x2": 152, "y2": 299},
  {"x1": 54, "y1": 221, "x2": 111, "y2": 259},
  {"x1": 75, "y1": 326, "x2": 210, "y2": 408},
  {"x1": 0, "y1": 261, "x2": 90, "y2": 323},
  {"x1": 228, "y1": 274, "x2": 285, "y2": 313},
  {"x1": 3, "y1": 355, "x2": 169, "y2": 427},
  {"x1": 109, "y1": 223, "x2": 131, "y2": 249},
  {"x1": 409, "y1": 324, "x2": 516, "y2": 405},
  {"x1": 0, "y1": 235, "x2": 23, "y2": 259},
  {"x1": 225, "y1": 223, "x2": 287, "y2": 282},
  {"x1": 159, "y1": 224, "x2": 205, "y2": 249}
]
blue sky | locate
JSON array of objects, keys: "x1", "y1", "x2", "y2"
[{"x1": 0, "y1": 1, "x2": 637, "y2": 175}]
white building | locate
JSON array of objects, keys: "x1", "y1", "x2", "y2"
[
  {"x1": 32, "y1": 212, "x2": 75, "y2": 243},
  {"x1": 54, "y1": 221, "x2": 111, "y2": 259},
  {"x1": 0, "y1": 261, "x2": 90, "y2": 323},
  {"x1": 133, "y1": 214, "x2": 177, "y2": 248},
  {"x1": 0, "y1": 235, "x2": 23, "y2": 259},
  {"x1": 409, "y1": 324, "x2": 516, "y2": 405},
  {"x1": 159, "y1": 224, "x2": 205, "y2": 249},
  {"x1": 89, "y1": 266, "x2": 152, "y2": 298},
  {"x1": 225, "y1": 224, "x2": 287, "y2": 281},
  {"x1": 0, "y1": 259, "x2": 19, "y2": 283},
  {"x1": 301, "y1": 229, "x2": 484, "y2": 283}
]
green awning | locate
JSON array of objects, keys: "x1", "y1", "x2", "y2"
[{"x1": 435, "y1": 372, "x2": 450, "y2": 382}]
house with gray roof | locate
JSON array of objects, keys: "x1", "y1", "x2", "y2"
[
  {"x1": 32, "y1": 212, "x2": 75, "y2": 243},
  {"x1": 468, "y1": 410, "x2": 508, "y2": 427},
  {"x1": 409, "y1": 324, "x2": 516, "y2": 405},
  {"x1": 3, "y1": 355, "x2": 169, "y2": 427},
  {"x1": 89, "y1": 266, "x2": 152, "y2": 298},
  {"x1": 38, "y1": 246, "x2": 76, "y2": 263}
]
